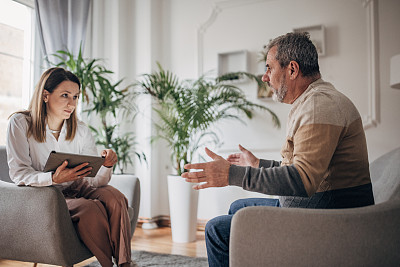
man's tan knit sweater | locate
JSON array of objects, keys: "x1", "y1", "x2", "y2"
[{"x1": 229, "y1": 79, "x2": 374, "y2": 208}]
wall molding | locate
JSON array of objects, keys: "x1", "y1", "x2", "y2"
[
  {"x1": 196, "y1": 0, "x2": 271, "y2": 76},
  {"x1": 362, "y1": 0, "x2": 380, "y2": 129},
  {"x1": 197, "y1": 0, "x2": 380, "y2": 130}
]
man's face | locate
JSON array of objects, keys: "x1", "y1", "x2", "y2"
[{"x1": 262, "y1": 46, "x2": 288, "y2": 103}]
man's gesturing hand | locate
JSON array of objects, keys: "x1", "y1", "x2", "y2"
[
  {"x1": 181, "y1": 147, "x2": 231, "y2": 190},
  {"x1": 226, "y1": 144, "x2": 259, "y2": 168}
]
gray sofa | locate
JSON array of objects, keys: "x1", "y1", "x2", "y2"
[
  {"x1": 230, "y1": 147, "x2": 400, "y2": 267},
  {"x1": 0, "y1": 146, "x2": 140, "y2": 266}
]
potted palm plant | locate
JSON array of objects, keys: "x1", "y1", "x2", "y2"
[
  {"x1": 50, "y1": 47, "x2": 145, "y2": 174},
  {"x1": 136, "y1": 63, "x2": 280, "y2": 242}
]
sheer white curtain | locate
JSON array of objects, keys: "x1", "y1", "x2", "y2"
[{"x1": 35, "y1": 0, "x2": 91, "y2": 65}]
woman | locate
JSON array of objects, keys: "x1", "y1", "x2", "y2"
[{"x1": 6, "y1": 67, "x2": 133, "y2": 267}]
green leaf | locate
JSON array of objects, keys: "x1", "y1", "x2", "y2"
[{"x1": 136, "y1": 62, "x2": 280, "y2": 173}]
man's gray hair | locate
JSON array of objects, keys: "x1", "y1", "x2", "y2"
[{"x1": 267, "y1": 32, "x2": 320, "y2": 77}]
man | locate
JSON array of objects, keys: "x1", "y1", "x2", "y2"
[{"x1": 181, "y1": 32, "x2": 374, "y2": 267}]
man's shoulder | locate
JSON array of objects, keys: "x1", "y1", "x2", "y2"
[
  {"x1": 303, "y1": 80, "x2": 350, "y2": 106},
  {"x1": 294, "y1": 81, "x2": 361, "y2": 127}
]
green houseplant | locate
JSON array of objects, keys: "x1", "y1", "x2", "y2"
[
  {"x1": 136, "y1": 63, "x2": 280, "y2": 243},
  {"x1": 49, "y1": 47, "x2": 145, "y2": 173},
  {"x1": 136, "y1": 63, "x2": 280, "y2": 175}
]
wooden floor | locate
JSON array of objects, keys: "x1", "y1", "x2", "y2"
[{"x1": 0, "y1": 227, "x2": 207, "y2": 266}]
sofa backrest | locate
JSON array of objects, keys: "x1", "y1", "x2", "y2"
[
  {"x1": 370, "y1": 147, "x2": 400, "y2": 204},
  {"x1": 0, "y1": 146, "x2": 12, "y2": 183}
]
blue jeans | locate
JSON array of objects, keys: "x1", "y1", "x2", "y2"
[{"x1": 205, "y1": 198, "x2": 280, "y2": 267}]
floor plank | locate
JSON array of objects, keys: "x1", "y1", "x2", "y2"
[{"x1": 0, "y1": 227, "x2": 207, "y2": 266}]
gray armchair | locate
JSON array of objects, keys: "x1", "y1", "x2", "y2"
[
  {"x1": 230, "y1": 148, "x2": 400, "y2": 267},
  {"x1": 0, "y1": 146, "x2": 140, "y2": 266}
]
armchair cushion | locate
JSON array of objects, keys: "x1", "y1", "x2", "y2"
[
  {"x1": 230, "y1": 200, "x2": 400, "y2": 267},
  {"x1": 109, "y1": 174, "x2": 141, "y2": 235},
  {"x1": 370, "y1": 148, "x2": 400, "y2": 203},
  {"x1": 0, "y1": 181, "x2": 91, "y2": 265}
]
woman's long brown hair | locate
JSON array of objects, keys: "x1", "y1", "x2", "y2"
[{"x1": 12, "y1": 67, "x2": 81, "y2": 142}]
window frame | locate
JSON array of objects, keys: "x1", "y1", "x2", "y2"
[{"x1": 0, "y1": 0, "x2": 41, "y2": 145}]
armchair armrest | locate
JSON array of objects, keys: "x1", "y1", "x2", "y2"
[
  {"x1": 230, "y1": 200, "x2": 400, "y2": 267},
  {"x1": 0, "y1": 180, "x2": 91, "y2": 265},
  {"x1": 108, "y1": 174, "x2": 141, "y2": 235}
]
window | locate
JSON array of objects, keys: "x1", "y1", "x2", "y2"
[{"x1": 0, "y1": 0, "x2": 35, "y2": 145}]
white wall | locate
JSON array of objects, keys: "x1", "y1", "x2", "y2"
[
  {"x1": 365, "y1": 0, "x2": 400, "y2": 162},
  {"x1": 87, "y1": 0, "x2": 168, "y2": 220},
  {"x1": 89, "y1": 0, "x2": 400, "y2": 221}
]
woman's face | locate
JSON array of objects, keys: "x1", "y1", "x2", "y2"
[{"x1": 43, "y1": 80, "x2": 80, "y2": 121}]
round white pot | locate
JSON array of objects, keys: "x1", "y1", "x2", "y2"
[{"x1": 167, "y1": 174, "x2": 199, "y2": 243}]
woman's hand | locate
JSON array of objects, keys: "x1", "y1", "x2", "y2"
[
  {"x1": 226, "y1": 144, "x2": 260, "y2": 168},
  {"x1": 102, "y1": 149, "x2": 118, "y2": 168},
  {"x1": 52, "y1": 161, "x2": 92, "y2": 184}
]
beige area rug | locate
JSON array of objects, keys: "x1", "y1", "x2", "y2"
[{"x1": 84, "y1": 250, "x2": 208, "y2": 267}]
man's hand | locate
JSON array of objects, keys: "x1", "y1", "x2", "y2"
[
  {"x1": 52, "y1": 161, "x2": 92, "y2": 184},
  {"x1": 226, "y1": 144, "x2": 260, "y2": 168},
  {"x1": 181, "y1": 147, "x2": 231, "y2": 190},
  {"x1": 102, "y1": 149, "x2": 118, "y2": 168}
]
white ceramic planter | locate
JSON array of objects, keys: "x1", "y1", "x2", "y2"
[{"x1": 167, "y1": 174, "x2": 199, "y2": 243}]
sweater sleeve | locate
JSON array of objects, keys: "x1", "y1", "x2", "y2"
[
  {"x1": 229, "y1": 162, "x2": 308, "y2": 197},
  {"x1": 229, "y1": 123, "x2": 342, "y2": 197},
  {"x1": 259, "y1": 159, "x2": 281, "y2": 168}
]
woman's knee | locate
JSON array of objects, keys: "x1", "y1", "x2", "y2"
[{"x1": 97, "y1": 186, "x2": 129, "y2": 210}]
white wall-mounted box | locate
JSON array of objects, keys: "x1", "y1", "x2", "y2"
[{"x1": 217, "y1": 50, "x2": 248, "y2": 82}]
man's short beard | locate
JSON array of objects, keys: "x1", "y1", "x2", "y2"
[{"x1": 272, "y1": 83, "x2": 287, "y2": 103}]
